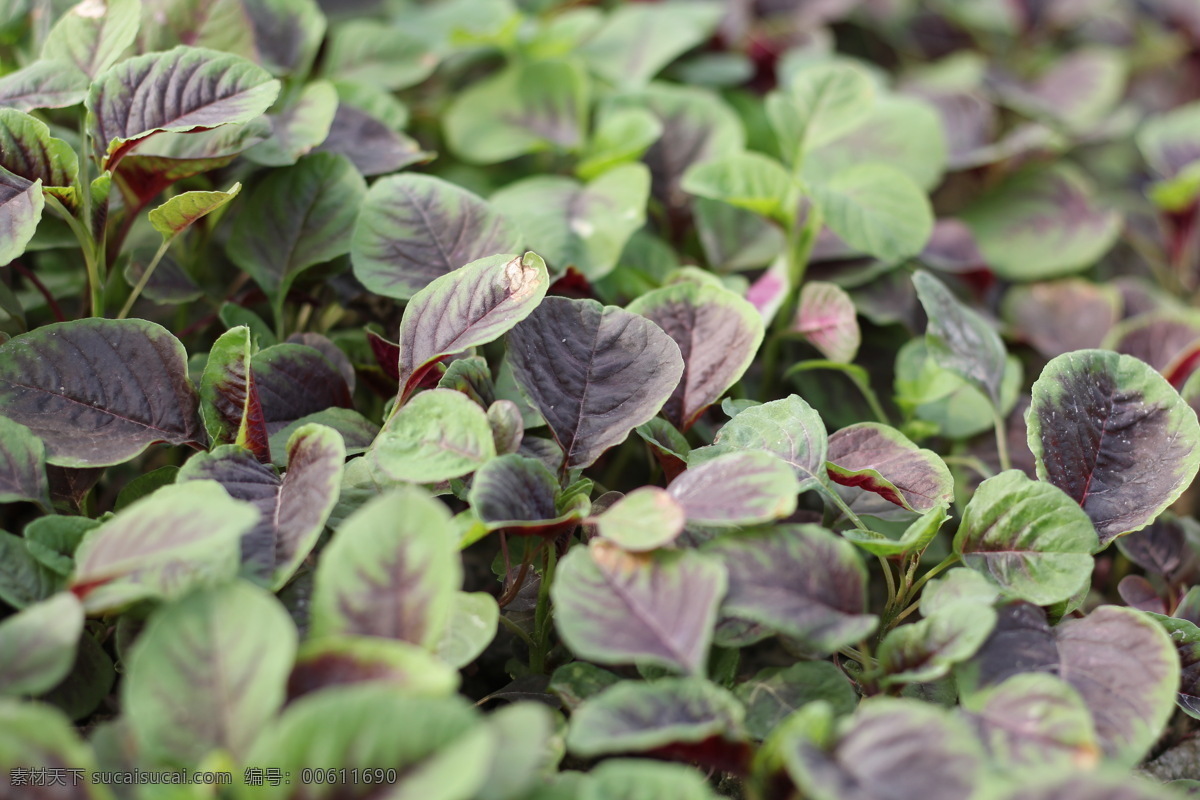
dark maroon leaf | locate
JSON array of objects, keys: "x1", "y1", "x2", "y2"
[
  {"x1": 704, "y1": 525, "x2": 877, "y2": 654},
  {"x1": 918, "y1": 219, "x2": 987, "y2": 273},
  {"x1": 507, "y1": 296, "x2": 684, "y2": 470},
  {"x1": 1116, "y1": 516, "x2": 1186, "y2": 577},
  {"x1": 199, "y1": 326, "x2": 270, "y2": 463},
  {"x1": 626, "y1": 282, "x2": 764, "y2": 431},
  {"x1": 287, "y1": 333, "x2": 356, "y2": 392},
  {"x1": 252, "y1": 343, "x2": 353, "y2": 435},
  {"x1": 366, "y1": 329, "x2": 401, "y2": 382},
  {"x1": 315, "y1": 102, "x2": 430, "y2": 176},
  {"x1": 0, "y1": 319, "x2": 206, "y2": 467},
  {"x1": 179, "y1": 425, "x2": 344, "y2": 587},
  {"x1": 957, "y1": 602, "x2": 1059, "y2": 691},
  {"x1": 1002, "y1": 279, "x2": 1121, "y2": 358},
  {"x1": 826, "y1": 422, "x2": 953, "y2": 512},
  {"x1": 468, "y1": 454, "x2": 587, "y2": 537},
  {"x1": 1027, "y1": 350, "x2": 1200, "y2": 546},
  {"x1": 1117, "y1": 575, "x2": 1165, "y2": 614},
  {"x1": 1106, "y1": 313, "x2": 1200, "y2": 387},
  {"x1": 86, "y1": 46, "x2": 281, "y2": 169}
]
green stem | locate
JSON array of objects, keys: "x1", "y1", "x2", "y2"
[
  {"x1": 876, "y1": 554, "x2": 897, "y2": 608},
  {"x1": 941, "y1": 454, "x2": 995, "y2": 480},
  {"x1": 117, "y1": 237, "x2": 172, "y2": 319},
  {"x1": 530, "y1": 543, "x2": 558, "y2": 674},
  {"x1": 44, "y1": 194, "x2": 103, "y2": 317},
  {"x1": 498, "y1": 614, "x2": 536, "y2": 651},
  {"x1": 906, "y1": 552, "x2": 960, "y2": 601},
  {"x1": 992, "y1": 406, "x2": 1012, "y2": 472},
  {"x1": 818, "y1": 482, "x2": 868, "y2": 532}
]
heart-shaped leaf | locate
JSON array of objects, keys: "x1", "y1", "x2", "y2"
[
  {"x1": 0, "y1": 592, "x2": 83, "y2": 697},
  {"x1": 954, "y1": 470, "x2": 1098, "y2": 604},
  {"x1": 491, "y1": 164, "x2": 650, "y2": 280},
  {"x1": 199, "y1": 325, "x2": 269, "y2": 462},
  {"x1": 697, "y1": 394, "x2": 828, "y2": 492},
  {"x1": 552, "y1": 539, "x2": 726, "y2": 675},
  {"x1": 68, "y1": 480, "x2": 257, "y2": 612},
  {"x1": 444, "y1": 59, "x2": 589, "y2": 164},
  {"x1": 809, "y1": 164, "x2": 934, "y2": 262},
  {"x1": 682, "y1": 151, "x2": 795, "y2": 225},
  {"x1": 227, "y1": 152, "x2": 365, "y2": 322},
  {"x1": 507, "y1": 296, "x2": 684, "y2": 471},
  {"x1": 792, "y1": 281, "x2": 860, "y2": 364},
  {"x1": 87, "y1": 45, "x2": 281, "y2": 168},
  {"x1": 0, "y1": 60, "x2": 90, "y2": 112},
  {"x1": 961, "y1": 673, "x2": 1100, "y2": 770},
  {"x1": 125, "y1": 581, "x2": 296, "y2": 765},
  {"x1": 667, "y1": 451, "x2": 798, "y2": 526},
  {"x1": 783, "y1": 700, "x2": 984, "y2": 800},
  {"x1": 0, "y1": 416, "x2": 48, "y2": 508},
  {"x1": 626, "y1": 281, "x2": 764, "y2": 431},
  {"x1": 352, "y1": 174, "x2": 520, "y2": 300},
  {"x1": 42, "y1": 0, "x2": 140, "y2": 79},
  {"x1": 0, "y1": 170, "x2": 43, "y2": 268},
  {"x1": 178, "y1": 425, "x2": 344, "y2": 588},
  {"x1": 1027, "y1": 349, "x2": 1200, "y2": 546},
  {"x1": 826, "y1": 422, "x2": 954, "y2": 513},
  {"x1": 590, "y1": 487, "x2": 686, "y2": 552},
  {"x1": 960, "y1": 164, "x2": 1122, "y2": 280},
  {"x1": 311, "y1": 488, "x2": 462, "y2": 648},
  {"x1": 0, "y1": 318, "x2": 206, "y2": 467},
  {"x1": 914, "y1": 270, "x2": 1007, "y2": 407},
  {"x1": 370, "y1": 389, "x2": 497, "y2": 483},
  {"x1": 705, "y1": 525, "x2": 877, "y2": 654},
  {"x1": 566, "y1": 677, "x2": 745, "y2": 757},
  {"x1": 397, "y1": 252, "x2": 549, "y2": 404},
  {"x1": 959, "y1": 603, "x2": 1178, "y2": 768}
]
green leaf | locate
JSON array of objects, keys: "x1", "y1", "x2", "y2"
[
  {"x1": 0, "y1": 698, "x2": 100, "y2": 776},
  {"x1": 352, "y1": 174, "x2": 520, "y2": 300},
  {"x1": 705, "y1": 525, "x2": 877, "y2": 654},
  {"x1": 0, "y1": 59, "x2": 90, "y2": 112},
  {"x1": 694, "y1": 394, "x2": 828, "y2": 492},
  {"x1": 552, "y1": 539, "x2": 726, "y2": 675},
  {"x1": 397, "y1": 252, "x2": 549, "y2": 404},
  {"x1": 199, "y1": 325, "x2": 269, "y2": 461},
  {"x1": 68, "y1": 480, "x2": 257, "y2": 612},
  {"x1": 0, "y1": 318, "x2": 206, "y2": 467},
  {"x1": 311, "y1": 488, "x2": 461, "y2": 648},
  {"x1": 86, "y1": 45, "x2": 281, "y2": 169},
  {"x1": 491, "y1": 164, "x2": 649, "y2": 280},
  {"x1": 0, "y1": 530, "x2": 60, "y2": 609},
  {"x1": 476, "y1": 703, "x2": 559, "y2": 800},
  {"x1": 767, "y1": 62, "x2": 876, "y2": 165},
  {"x1": 590, "y1": 487, "x2": 686, "y2": 551},
  {"x1": 577, "y1": 107, "x2": 662, "y2": 180},
  {"x1": 682, "y1": 151, "x2": 795, "y2": 225},
  {"x1": 582, "y1": 759, "x2": 719, "y2": 800},
  {"x1": 243, "y1": 686, "x2": 492, "y2": 800},
  {"x1": 42, "y1": 0, "x2": 140, "y2": 79},
  {"x1": 668, "y1": 451, "x2": 799, "y2": 526},
  {"x1": 566, "y1": 677, "x2": 744, "y2": 757},
  {"x1": 244, "y1": 79, "x2": 338, "y2": 167},
  {"x1": 842, "y1": 503, "x2": 949, "y2": 557},
  {"x1": 125, "y1": 582, "x2": 297, "y2": 766},
  {"x1": 960, "y1": 164, "x2": 1122, "y2": 280},
  {"x1": 919, "y1": 568, "x2": 1000, "y2": 618},
  {"x1": 322, "y1": 19, "x2": 437, "y2": 90},
  {"x1": 734, "y1": 662, "x2": 857, "y2": 740},
  {"x1": 627, "y1": 281, "x2": 764, "y2": 430},
  {"x1": 549, "y1": 663, "x2": 622, "y2": 711},
  {"x1": 1028, "y1": 350, "x2": 1200, "y2": 546},
  {"x1": 290, "y1": 635, "x2": 459, "y2": 699},
  {"x1": 434, "y1": 591, "x2": 499, "y2": 669},
  {"x1": 24, "y1": 515, "x2": 97, "y2": 574},
  {"x1": 878, "y1": 601, "x2": 996, "y2": 686},
  {"x1": 0, "y1": 415, "x2": 48, "y2": 507},
  {"x1": 149, "y1": 181, "x2": 240, "y2": 239},
  {"x1": 962, "y1": 673, "x2": 1100, "y2": 770},
  {"x1": 369, "y1": 389, "x2": 497, "y2": 483},
  {"x1": 913, "y1": 270, "x2": 1007, "y2": 407},
  {"x1": 136, "y1": 0, "x2": 257, "y2": 59},
  {"x1": 954, "y1": 470, "x2": 1097, "y2": 604},
  {"x1": 0, "y1": 169, "x2": 43, "y2": 267},
  {"x1": 695, "y1": 198, "x2": 786, "y2": 273},
  {"x1": 227, "y1": 152, "x2": 365, "y2": 321},
  {"x1": 580, "y1": 1, "x2": 722, "y2": 89},
  {"x1": 809, "y1": 163, "x2": 934, "y2": 262},
  {"x1": 0, "y1": 108, "x2": 78, "y2": 190},
  {"x1": 0, "y1": 592, "x2": 83, "y2": 696},
  {"x1": 444, "y1": 59, "x2": 590, "y2": 164}
]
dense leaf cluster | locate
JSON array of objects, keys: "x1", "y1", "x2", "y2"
[{"x1": 3, "y1": 0, "x2": 1200, "y2": 798}]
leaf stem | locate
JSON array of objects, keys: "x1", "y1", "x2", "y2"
[
  {"x1": 991, "y1": 406, "x2": 1012, "y2": 472},
  {"x1": 498, "y1": 614, "x2": 536, "y2": 651},
  {"x1": 817, "y1": 482, "x2": 868, "y2": 532},
  {"x1": 875, "y1": 554, "x2": 897, "y2": 608},
  {"x1": 117, "y1": 237, "x2": 172, "y2": 320},
  {"x1": 530, "y1": 542, "x2": 558, "y2": 674},
  {"x1": 906, "y1": 552, "x2": 960, "y2": 601},
  {"x1": 44, "y1": 193, "x2": 104, "y2": 317}
]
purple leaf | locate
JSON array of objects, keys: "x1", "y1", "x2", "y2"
[
  {"x1": 914, "y1": 270, "x2": 1006, "y2": 407},
  {"x1": 352, "y1": 174, "x2": 519, "y2": 300},
  {"x1": 397, "y1": 253, "x2": 549, "y2": 405},
  {"x1": 1115, "y1": 515, "x2": 1186, "y2": 577},
  {"x1": 286, "y1": 333, "x2": 356, "y2": 392},
  {"x1": 1117, "y1": 575, "x2": 1165, "y2": 614},
  {"x1": 551, "y1": 540, "x2": 726, "y2": 675},
  {"x1": 199, "y1": 326, "x2": 270, "y2": 463},
  {"x1": 1027, "y1": 350, "x2": 1200, "y2": 546},
  {"x1": 507, "y1": 296, "x2": 684, "y2": 470},
  {"x1": 791, "y1": 281, "x2": 860, "y2": 364},
  {"x1": 667, "y1": 451, "x2": 798, "y2": 526},
  {"x1": 1105, "y1": 312, "x2": 1200, "y2": 388},
  {"x1": 826, "y1": 422, "x2": 953, "y2": 512},
  {"x1": 1002, "y1": 279, "x2": 1120, "y2": 358},
  {"x1": 468, "y1": 454, "x2": 587, "y2": 537},
  {"x1": 252, "y1": 342, "x2": 354, "y2": 435},
  {"x1": 0, "y1": 109, "x2": 78, "y2": 190},
  {"x1": 705, "y1": 525, "x2": 877, "y2": 654},
  {"x1": 86, "y1": 46, "x2": 281, "y2": 169},
  {"x1": 627, "y1": 281, "x2": 764, "y2": 431},
  {"x1": 0, "y1": 319, "x2": 206, "y2": 467},
  {"x1": 178, "y1": 424, "x2": 345, "y2": 588},
  {"x1": 0, "y1": 415, "x2": 48, "y2": 508},
  {"x1": 918, "y1": 218, "x2": 987, "y2": 273},
  {"x1": 314, "y1": 101, "x2": 431, "y2": 176}
]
